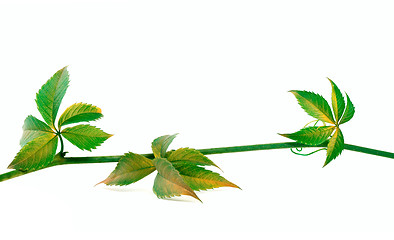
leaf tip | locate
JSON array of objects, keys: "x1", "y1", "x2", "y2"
[
  {"x1": 232, "y1": 183, "x2": 242, "y2": 190},
  {"x1": 288, "y1": 90, "x2": 302, "y2": 98},
  {"x1": 322, "y1": 158, "x2": 332, "y2": 168},
  {"x1": 327, "y1": 77, "x2": 337, "y2": 87},
  {"x1": 278, "y1": 133, "x2": 288, "y2": 138},
  {"x1": 213, "y1": 163, "x2": 223, "y2": 172},
  {"x1": 94, "y1": 180, "x2": 105, "y2": 187},
  {"x1": 195, "y1": 195, "x2": 203, "y2": 203},
  {"x1": 185, "y1": 189, "x2": 201, "y2": 203}
]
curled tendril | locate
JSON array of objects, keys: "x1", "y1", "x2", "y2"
[
  {"x1": 291, "y1": 147, "x2": 327, "y2": 156},
  {"x1": 302, "y1": 119, "x2": 325, "y2": 129},
  {"x1": 290, "y1": 120, "x2": 327, "y2": 157}
]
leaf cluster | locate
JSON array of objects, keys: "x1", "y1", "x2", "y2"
[
  {"x1": 98, "y1": 134, "x2": 240, "y2": 202},
  {"x1": 279, "y1": 79, "x2": 355, "y2": 166},
  {"x1": 7, "y1": 67, "x2": 112, "y2": 171}
]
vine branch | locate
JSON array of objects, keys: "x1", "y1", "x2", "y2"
[{"x1": 1, "y1": 142, "x2": 393, "y2": 183}]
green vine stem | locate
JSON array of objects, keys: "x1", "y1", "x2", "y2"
[
  {"x1": 58, "y1": 133, "x2": 65, "y2": 156},
  {"x1": 1, "y1": 142, "x2": 393, "y2": 183}
]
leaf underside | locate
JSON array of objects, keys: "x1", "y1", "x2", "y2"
[
  {"x1": 58, "y1": 102, "x2": 103, "y2": 129},
  {"x1": 167, "y1": 147, "x2": 220, "y2": 169},
  {"x1": 61, "y1": 124, "x2": 112, "y2": 151},
  {"x1": 173, "y1": 163, "x2": 240, "y2": 191},
  {"x1": 98, "y1": 152, "x2": 155, "y2": 186},
  {"x1": 152, "y1": 157, "x2": 201, "y2": 202},
  {"x1": 324, "y1": 127, "x2": 344, "y2": 167},
  {"x1": 279, "y1": 126, "x2": 335, "y2": 146},
  {"x1": 328, "y1": 79, "x2": 345, "y2": 123},
  {"x1": 339, "y1": 93, "x2": 355, "y2": 125},
  {"x1": 290, "y1": 90, "x2": 335, "y2": 124},
  {"x1": 35, "y1": 66, "x2": 69, "y2": 129},
  {"x1": 9, "y1": 133, "x2": 58, "y2": 171},
  {"x1": 151, "y1": 134, "x2": 177, "y2": 158},
  {"x1": 20, "y1": 115, "x2": 54, "y2": 147}
]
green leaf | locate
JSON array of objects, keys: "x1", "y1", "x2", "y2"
[
  {"x1": 97, "y1": 152, "x2": 155, "y2": 186},
  {"x1": 61, "y1": 124, "x2": 112, "y2": 151},
  {"x1": 339, "y1": 93, "x2": 355, "y2": 125},
  {"x1": 58, "y1": 103, "x2": 103, "y2": 129},
  {"x1": 152, "y1": 157, "x2": 201, "y2": 202},
  {"x1": 328, "y1": 78, "x2": 345, "y2": 123},
  {"x1": 173, "y1": 164, "x2": 240, "y2": 191},
  {"x1": 167, "y1": 147, "x2": 220, "y2": 169},
  {"x1": 35, "y1": 66, "x2": 70, "y2": 129},
  {"x1": 151, "y1": 134, "x2": 177, "y2": 158},
  {"x1": 289, "y1": 90, "x2": 335, "y2": 124},
  {"x1": 323, "y1": 127, "x2": 344, "y2": 167},
  {"x1": 8, "y1": 133, "x2": 58, "y2": 171},
  {"x1": 20, "y1": 115, "x2": 54, "y2": 147},
  {"x1": 279, "y1": 126, "x2": 335, "y2": 146}
]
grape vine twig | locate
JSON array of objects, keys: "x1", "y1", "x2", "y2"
[{"x1": 1, "y1": 67, "x2": 393, "y2": 202}]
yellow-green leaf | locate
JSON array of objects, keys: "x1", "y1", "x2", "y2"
[
  {"x1": 279, "y1": 126, "x2": 335, "y2": 146},
  {"x1": 35, "y1": 66, "x2": 69, "y2": 129},
  {"x1": 323, "y1": 127, "x2": 344, "y2": 167},
  {"x1": 97, "y1": 152, "x2": 155, "y2": 186},
  {"x1": 328, "y1": 78, "x2": 345, "y2": 123},
  {"x1": 152, "y1": 157, "x2": 201, "y2": 202},
  {"x1": 20, "y1": 115, "x2": 54, "y2": 147},
  {"x1": 151, "y1": 134, "x2": 177, "y2": 158},
  {"x1": 339, "y1": 93, "x2": 355, "y2": 125},
  {"x1": 61, "y1": 124, "x2": 112, "y2": 151},
  {"x1": 173, "y1": 163, "x2": 240, "y2": 191},
  {"x1": 167, "y1": 147, "x2": 220, "y2": 169},
  {"x1": 290, "y1": 90, "x2": 335, "y2": 124},
  {"x1": 8, "y1": 133, "x2": 58, "y2": 171},
  {"x1": 58, "y1": 103, "x2": 103, "y2": 129}
]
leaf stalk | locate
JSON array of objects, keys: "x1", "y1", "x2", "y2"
[{"x1": 58, "y1": 133, "x2": 65, "y2": 156}]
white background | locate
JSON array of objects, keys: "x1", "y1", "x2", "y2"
[{"x1": 0, "y1": 1, "x2": 394, "y2": 239}]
